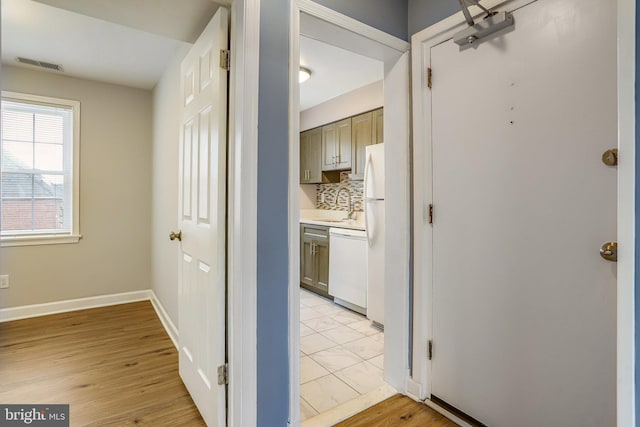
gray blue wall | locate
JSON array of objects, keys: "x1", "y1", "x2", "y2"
[
  {"x1": 634, "y1": 0, "x2": 640, "y2": 427},
  {"x1": 257, "y1": 0, "x2": 291, "y2": 425},
  {"x1": 408, "y1": 0, "x2": 459, "y2": 36},
  {"x1": 313, "y1": 0, "x2": 408, "y2": 41}
]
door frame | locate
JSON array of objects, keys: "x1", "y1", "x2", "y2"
[
  {"x1": 226, "y1": 1, "x2": 260, "y2": 426},
  {"x1": 288, "y1": 1, "x2": 410, "y2": 424},
  {"x1": 410, "y1": 0, "x2": 636, "y2": 425},
  {"x1": 615, "y1": 0, "x2": 636, "y2": 424}
]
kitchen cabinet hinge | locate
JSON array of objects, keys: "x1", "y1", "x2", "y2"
[
  {"x1": 427, "y1": 67, "x2": 432, "y2": 89},
  {"x1": 429, "y1": 204, "x2": 433, "y2": 224},
  {"x1": 219, "y1": 49, "x2": 230, "y2": 70},
  {"x1": 428, "y1": 340, "x2": 433, "y2": 360},
  {"x1": 217, "y1": 363, "x2": 228, "y2": 385}
]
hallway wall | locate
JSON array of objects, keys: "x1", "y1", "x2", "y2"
[
  {"x1": 312, "y1": 0, "x2": 408, "y2": 41},
  {"x1": 0, "y1": 65, "x2": 152, "y2": 308},
  {"x1": 408, "y1": 0, "x2": 458, "y2": 36}
]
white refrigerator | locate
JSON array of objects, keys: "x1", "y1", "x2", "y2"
[{"x1": 364, "y1": 143, "x2": 385, "y2": 327}]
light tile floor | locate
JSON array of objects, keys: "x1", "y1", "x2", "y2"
[{"x1": 300, "y1": 288, "x2": 384, "y2": 421}]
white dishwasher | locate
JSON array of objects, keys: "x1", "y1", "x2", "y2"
[{"x1": 328, "y1": 228, "x2": 367, "y2": 315}]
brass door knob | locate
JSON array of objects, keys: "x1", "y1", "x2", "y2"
[
  {"x1": 599, "y1": 241, "x2": 617, "y2": 262},
  {"x1": 170, "y1": 231, "x2": 182, "y2": 242}
]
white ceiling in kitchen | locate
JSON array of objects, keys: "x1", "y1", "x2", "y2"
[{"x1": 299, "y1": 36, "x2": 384, "y2": 111}]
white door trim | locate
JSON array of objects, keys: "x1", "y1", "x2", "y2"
[
  {"x1": 288, "y1": 2, "x2": 302, "y2": 424},
  {"x1": 616, "y1": 0, "x2": 636, "y2": 424},
  {"x1": 411, "y1": 1, "x2": 636, "y2": 424},
  {"x1": 296, "y1": 0, "x2": 408, "y2": 53},
  {"x1": 288, "y1": 2, "x2": 410, "y2": 425},
  {"x1": 227, "y1": 1, "x2": 260, "y2": 426}
]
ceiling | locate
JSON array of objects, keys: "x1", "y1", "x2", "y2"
[
  {"x1": 32, "y1": 0, "x2": 221, "y2": 43},
  {"x1": 299, "y1": 36, "x2": 383, "y2": 111},
  {"x1": 1, "y1": 0, "x2": 218, "y2": 90},
  {"x1": 1, "y1": 0, "x2": 383, "y2": 106}
]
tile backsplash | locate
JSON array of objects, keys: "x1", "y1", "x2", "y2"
[{"x1": 315, "y1": 175, "x2": 363, "y2": 211}]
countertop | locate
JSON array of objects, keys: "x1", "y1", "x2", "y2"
[{"x1": 300, "y1": 209, "x2": 365, "y2": 231}]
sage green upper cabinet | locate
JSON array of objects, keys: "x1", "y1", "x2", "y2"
[
  {"x1": 321, "y1": 122, "x2": 337, "y2": 170},
  {"x1": 351, "y1": 111, "x2": 374, "y2": 180},
  {"x1": 300, "y1": 127, "x2": 322, "y2": 183},
  {"x1": 322, "y1": 118, "x2": 352, "y2": 171},
  {"x1": 351, "y1": 108, "x2": 383, "y2": 179},
  {"x1": 373, "y1": 108, "x2": 384, "y2": 144}
]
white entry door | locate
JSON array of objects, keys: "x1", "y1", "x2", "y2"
[
  {"x1": 178, "y1": 7, "x2": 229, "y2": 427},
  {"x1": 429, "y1": 0, "x2": 616, "y2": 425}
]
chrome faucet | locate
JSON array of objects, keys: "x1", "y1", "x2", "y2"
[{"x1": 335, "y1": 187, "x2": 355, "y2": 220}]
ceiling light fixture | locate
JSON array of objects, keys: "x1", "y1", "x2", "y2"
[{"x1": 299, "y1": 67, "x2": 312, "y2": 83}]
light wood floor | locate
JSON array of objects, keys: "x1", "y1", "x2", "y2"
[
  {"x1": 334, "y1": 394, "x2": 458, "y2": 427},
  {"x1": 0, "y1": 301, "x2": 205, "y2": 426}
]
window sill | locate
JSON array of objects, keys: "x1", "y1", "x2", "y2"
[{"x1": 1, "y1": 234, "x2": 82, "y2": 248}]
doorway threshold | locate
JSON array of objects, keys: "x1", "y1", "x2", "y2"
[{"x1": 302, "y1": 383, "x2": 397, "y2": 427}]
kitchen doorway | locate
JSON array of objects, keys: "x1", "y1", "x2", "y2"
[
  {"x1": 287, "y1": 2, "x2": 412, "y2": 425},
  {"x1": 297, "y1": 34, "x2": 389, "y2": 423}
]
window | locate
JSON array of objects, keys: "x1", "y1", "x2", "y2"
[{"x1": 1, "y1": 91, "x2": 80, "y2": 246}]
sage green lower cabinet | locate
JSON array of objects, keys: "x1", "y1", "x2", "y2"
[{"x1": 300, "y1": 224, "x2": 330, "y2": 297}]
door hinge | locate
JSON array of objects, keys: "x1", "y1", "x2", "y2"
[
  {"x1": 429, "y1": 204, "x2": 433, "y2": 224},
  {"x1": 428, "y1": 340, "x2": 433, "y2": 360},
  {"x1": 217, "y1": 363, "x2": 228, "y2": 385},
  {"x1": 219, "y1": 49, "x2": 230, "y2": 70},
  {"x1": 427, "y1": 67, "x2": 432, "y2": 89}
]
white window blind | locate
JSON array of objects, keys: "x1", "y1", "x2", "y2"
[{"x1": 1, "y1": 92, "x2": 80, "y2": 245}]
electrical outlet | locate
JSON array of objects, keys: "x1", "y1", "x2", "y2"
[
  {"x1": 320, "y1": 194, "x2": 325, "y2": 203},
  {"x1": 0, "y1": 275, "x2": 8, "y2": 289}
]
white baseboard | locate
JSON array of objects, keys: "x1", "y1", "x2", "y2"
[
  {"x1": 405, "y1": 377, "x2": 424, "y2": 401},
  {"x1": 0, "y1": 290, "x2": 151, "y2": 323},
  {"x1": 149, "y1": 290, "x2": 179, "y2": 349},
  {"x1": 0, "y1": 288, "x2": 181, "y2": 352}
]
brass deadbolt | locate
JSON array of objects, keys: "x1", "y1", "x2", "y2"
[{"x1": 602, "y1": 149, "x2": 618, "y2": 166}]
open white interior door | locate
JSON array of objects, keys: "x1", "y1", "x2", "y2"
[
  {"x1": 425, "y1": 0, "x2": 617, "y2": 425},
  {"x1": 178, "y1": 7, "x2": 229, "y2": 426}
]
